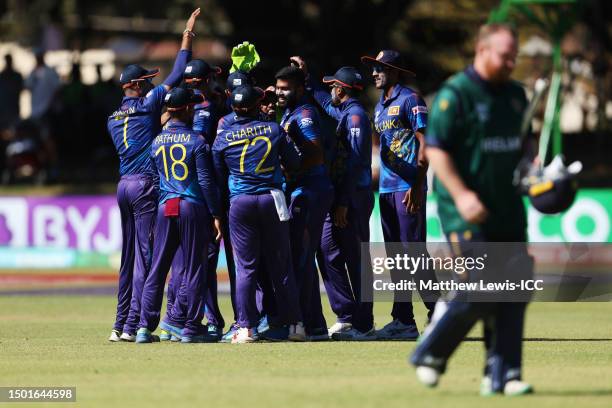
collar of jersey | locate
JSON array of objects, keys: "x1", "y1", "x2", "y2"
[
  {"x1": 379, "y1": 84, "x2": 403, "y2": 106},
  {"x1": 165, "y1": 119, "x2": 190, "y2": 130}
]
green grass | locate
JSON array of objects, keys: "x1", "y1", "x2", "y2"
[{"x1": 0, "y1": 296, "x2": 611, "y2": 408}]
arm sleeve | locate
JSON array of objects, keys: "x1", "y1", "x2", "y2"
[
  {"x1": 143, "y1": 85, "x2": 168, "y2": 114},
  {"x1": 278, "y1": 127, "x2": 301, "y2": 171},
  {"x1": 212, "y1": 125, "x2": 230, "y2": 205},
  {"x1": 162, "y1": 49, "x2": 192, "y2": 89},
  {"x1": 195, "y1": 139, "x2": 222, "y2": 217},
  {"x1": 405, "y1": 93, "x2": 428, "y2": 132},
  {"x1": 335, "y1": 112, "x2": 372, "y2": 206},
  {"x1": 307, "y1": 77, "x2": 343, "y2": 121},
  {"x1": 425, "y1": 87, "x2": 460, "y2": 151}
]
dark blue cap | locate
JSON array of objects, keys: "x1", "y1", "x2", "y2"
[
  {"x1": 231, "y1": 85, "x2": 264, "y2": 109},
  {"x1": 226, "y1": 70, "x2": 254, "y2": 91},
  {"x1": 184, "y1": 59, "x2": 222, "y2": 79},
  {"x1": 361, "y1": 50, "x2": 416, "y2": 76},
  {"x1": 119, "y1": 64, "x2": 159, "y2": 86},
  {"x1": 163, "y1": 87, "x2": 204, "y2": 111},
  {"x1": 322, "y1": 66, "x2": 364, "y2": 90}
]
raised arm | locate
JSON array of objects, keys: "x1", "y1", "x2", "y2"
[{"x1": 162, "y1": 8, "x2": 200, "y2": 91}]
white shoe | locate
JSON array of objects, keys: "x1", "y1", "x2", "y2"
[
  {"x1": 288, "y1": 322, "x2": 306, "y2": 342},
  {"x1": 376, "y1": 319, "x2": 419, "y2": 340},
  {"x1": 416, "y1": 366, "x2": 440, "y2": 387},
  {"x1": 328, "y1": 322, "x2": 352, "y2": 337},
  {"x1": 504, "y1": 380, "x2": 533, "y2": 396},
  {"x1": 332, "y1": 326, "x2": 376, "y2": 341},
  {"x1": 231, "y1": 327, "x2": 256, "y2": 344},
  {"x1": 480, "y1": 376, "x2": 494, "y2": 396},
  {"x1": 120, "y1": 332, "x2": 136, "y2": 342},
  {"x1": 108, "y1": 329, "x2": 121, "y2": 342}
]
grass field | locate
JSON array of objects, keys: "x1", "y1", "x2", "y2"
[{"x1": 0, "y1": 295, "x2": 611, "y2": 408}]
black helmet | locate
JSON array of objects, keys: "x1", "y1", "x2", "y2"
[{"x1": 520, "y1": 155, "x2": 582, "y2": 214}]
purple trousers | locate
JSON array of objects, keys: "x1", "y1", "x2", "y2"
[
  {"x1": 289, "y1": 188, "x2": 334, "y2": 332},
  {"x1": 229, "y1": 192, "x2": 301, "y2": 328},
  {"x1": 113, "y1": 174, "x2": 157, "y2": 335},
  {"x1": 138, "y1": 199, "x2": 210, "y2": 337},
  {"x1": 165, "y1": 217, "x2": 232, "y2": 329},
  {"x1": 379, "y1": 191, "x2": 439, "y2": 324},
  {"x1": 318, "y1": 190, "x2": 375, "y2": 332}
]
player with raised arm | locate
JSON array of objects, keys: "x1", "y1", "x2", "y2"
[
  {"x1": 107, "y1": 8, "x2": 200, "y2": 342},
  {"x1": 291, "y1": 56, "x2": 375, "y2": 341}
]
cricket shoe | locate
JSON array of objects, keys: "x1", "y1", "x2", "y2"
[
  {"x1": 375, "y1": 319, "x2": 419, "y2": 340},
  {"x1": 260, "y1": 326, "x2": 289, "y2": 342},
  {"x1": 108, "y1": 329, "x2": 121, "y2": 342},
  {"x1": 231, "y1": 327, "x2": 257, "y2": 344},
  {"x1": 202, "y1": 324, "x2": 222, "y2": 342},
  {"x1": 479, "y1": 376, "x2": 495, "y2": 396},
  {"x1": 159, "y1": 330, "x2": 172, "y2": 342},
  {"x1": 415, "y1": 366, "x2": 440, "y2": 387},
  {"x1": 288, "y1": 322, "x2": 306, "y2": 342},
  {"x1": 327, "y1": 322, "x2": 352, "y2": 338},
  {"x1": 257, "y1": 315, "x2": 269, "y2": 333},
  {"x1": 306, "y1": 327, "x2": 329, "y2": 342},
  {"x1": 220, "y1": 323, "x2": 239, "y2": 343},
  {"x1": 331, "y1": 327, "x2": 376, "y2": 341},
  {"x1": 181, "y1": 334, "x2": 208, "y2": 343},
  {"x1": 135, "y1": 328, "x2": 160, "y2": 343},
  {"x1": 159, "y1": 321, "x2": 183, "y2": 341},
  {"x1": 119, "y1": 332, "x2": 136, "y2": 342},
  {"x1": 504, "y1": 380, "x2": 534, "y2": 396}
]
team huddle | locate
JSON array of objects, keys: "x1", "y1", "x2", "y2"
[
  {"x1": 107, "y1": 8, "x2": 534, "y2": 397},
  {"x1": 107, "y1": 8, "x2": 436, "y2": 345}
]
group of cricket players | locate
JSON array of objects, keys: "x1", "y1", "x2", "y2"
[{"x1": 107, "y1": 8, "x2": 535, "y2": 397}]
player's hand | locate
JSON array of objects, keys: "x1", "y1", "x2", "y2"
[
  {"x1": 402, "y1": 187, "x2": 424, "y2": 214},
  {"x1": 455, "y1": 189, "x2": 488, "y2": 224},
  {"x1": 185, "y1": 8, "x2": 201, "y2": 33},
  {"x1": 289, "y1": 56, "x2": 308, "y2": 76},
  {"x1": 333, "y1": 206, "x2": 348, "y2": 228},
  {"x1": 213, "y1": 217, "x2": 223, "y2": 243}
]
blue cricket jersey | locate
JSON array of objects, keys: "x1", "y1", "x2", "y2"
[
  {"x1": 280, "y1": 99, "x2": 332, "y2": 192},
  {"x1": 192, "y1": 89, "x2": 229, "y2": 146},
  {"x1": 373, "y1": 84, "x2": 428, "y2": 193},
  {"x1": 150, "y1": 119, "x2": 220, "y2": 216},
  {"x1": 107, "y1": 85, "x2": 167, "y2": 177},
  {"x1": 212, "y1": 113, "x2": 301, "y2": 199},
  {"x1": 309, "y1": 81, "x2": 372, "y2": 205}
]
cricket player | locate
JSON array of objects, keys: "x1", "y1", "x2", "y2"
[
  {"x1": 107, "y1": 8, "x2": 200, "y2": 342},
  {"x1": 361, "y1": 50, "x2": 439, "y2": 339},
  {"x1": 136, "y1": 87, "x2": 222, "y2": 344},
  {"x1": 162, "y1": 59, "x2": 230, "y2": 342},
  {"x1": 291, "y1": 57, "x2": 375, "y2": 340},
  {"x1": 276, "y1": 65, "x2": 334, "y2": 340},
  {"x1": 410, "y1": 23, "x2": 534, "y2": 395},
  {"x1": 212, "y1": 84, "x2": 304, "y2": 343}
]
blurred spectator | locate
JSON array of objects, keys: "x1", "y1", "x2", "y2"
[
  {"x1": 24, "y1": 49, "x2": 60, "y2": 181},
  {"x1": 0, "y1": 54, "x2": 23, "y2": 130},
  {"x1": 2, "y1": 119, "x2": 47, "y2": 185}
]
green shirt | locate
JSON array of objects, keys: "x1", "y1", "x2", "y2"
[{"x1": 426, "y1": 66, "x2": 528, "y2": 241}]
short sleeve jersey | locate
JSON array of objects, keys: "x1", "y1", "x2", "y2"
[{"x1": 373, "y1": 84, "x2": 428, "y2": 193}]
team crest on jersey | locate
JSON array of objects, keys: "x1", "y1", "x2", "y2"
[
  {"x1": 475, "y1": 103, "x2": 490, "y2": 122},
  {"x1": 300, "y1": 117, "x2": 313, "y2": 127},
  {"x1": 412, "y1": 105, "x2": 428, "y2": 115},
  {"x1": 439, "y1": 99, "x2": 449, "y2": 111},
  {"x1": 388, "y1": 106, "x2": 400, "y2": 116}
]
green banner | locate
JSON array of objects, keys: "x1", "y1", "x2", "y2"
[{"x1": 370, "y1": 189, "x2": 612, "y2": 243}]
